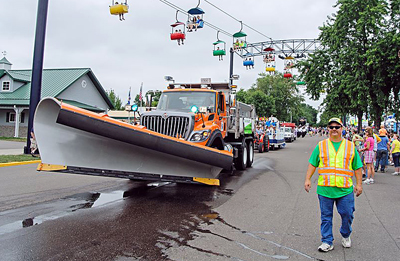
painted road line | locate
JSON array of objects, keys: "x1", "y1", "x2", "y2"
[{"x1": 0, "y1": 160, "x2": 42, "y2": 168}]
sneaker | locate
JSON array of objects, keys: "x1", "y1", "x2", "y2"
[
  {"x1": 369, "y1": 178, "x2": 375, "y2": 184},
  {"x1": 392, "y1": 172, "x2": 399, "y2": 176},
  {"x1": 363, "y1": 178, "x2": 371, "y2": 184},
  {"x1": 318, "y1": 242, "x2": 334, "y2": 252},
  {"x1": 342, "y1": 237, "x2": 351, "y2": 248}
]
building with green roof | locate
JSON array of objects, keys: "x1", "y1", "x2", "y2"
[{"x1": 0, "y1": 56, "x2": 114, "y2": 137}]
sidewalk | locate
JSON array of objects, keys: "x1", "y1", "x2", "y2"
[{"x1": 0, "y1": 140, "x2": 25, "y2": 155}]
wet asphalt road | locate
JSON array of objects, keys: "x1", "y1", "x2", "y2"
[{"x1": 1, "y1": 136, "x2": 400, "y2": 260}]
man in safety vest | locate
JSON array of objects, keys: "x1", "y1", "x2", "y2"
[{"x1": 304, "y1": 117, "x2": 363, "y2": 252}]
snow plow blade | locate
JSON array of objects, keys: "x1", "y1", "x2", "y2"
[{"x1": 34, "y1": 98, "x2": 233, "y2": 185}]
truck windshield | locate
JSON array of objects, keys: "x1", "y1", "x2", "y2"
[
  {"x1": 157, "y1": 91, "x2": 216, "y2": 113},
  {"x1": 285, "y1": 127, "x2": 292, "y2": 133}
]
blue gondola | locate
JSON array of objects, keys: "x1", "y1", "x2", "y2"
[{"x1": 187, "y1": 0, "x2": 204, "y2": 31}]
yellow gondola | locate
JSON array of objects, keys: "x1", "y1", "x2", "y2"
[
  {"x1": 266, "y1": 67, "x2": 275, "y2": 72},
  {"x1": 110, "y1": 1, "x2": 129, "y2": 15}
]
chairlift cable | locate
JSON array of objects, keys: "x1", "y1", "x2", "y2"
[
  {"x1": 159, "y1": 0, "x2": 232, "y2": 37},
  {"x1": 203, "y1": 0, "x2": 273, "y2": 41}
]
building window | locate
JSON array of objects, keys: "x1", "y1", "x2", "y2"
[
  {"x1": 2, "y1": 81, "x2": 10, "y2": 91},
  {"x1": 6, "y1": 112, "x2": 25, "y2": 123}
]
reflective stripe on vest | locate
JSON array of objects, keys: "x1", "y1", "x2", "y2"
[{"x1": 318, "y1": 139, "x2": 355, "y2": 188}]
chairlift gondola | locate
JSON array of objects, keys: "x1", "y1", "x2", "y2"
[
  {"x1": 283, "y1": 56, "x2": 295, "y2": 78},
  {"x1": 171, "y1": 11, "x2": 186, "y2": 46},
  {"x1": 213, "y1": 31, "x2": 226, "y2": 61},
  {"x1": 187, "y1": 0, "x2": 204, "y2": 31},
  {"x1": 110, "y1": 0, "x2": 129, "y2": 20},
  {"x1": 233, "y1": 21, "x2": 247, "y2": 50},
  {"x1": 243, "y1": 53, "x2": 254, "y2": 69},
  {"x1": 263, "y1": 47, "x2": 275, "y2": 73}
]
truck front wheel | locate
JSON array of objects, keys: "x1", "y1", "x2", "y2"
[{"x1": 234, "y1": 141, "x2": 248, "y2": 170}]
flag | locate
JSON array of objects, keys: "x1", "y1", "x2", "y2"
[
  {"x1": 128, "y1": 87, "x2": 131, "y2": 105},
  {"x1": 139, "y1": 83, "x2": 143, "y2": 101}
]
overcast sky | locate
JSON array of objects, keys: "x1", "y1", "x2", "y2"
[{"x1": 1, "y1": 0, "x2": 337, "y2": 109}]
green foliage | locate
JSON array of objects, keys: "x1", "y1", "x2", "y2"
[
  {"x1": 106, "y1": 89, "x2": 124, "y2": 110},
  {"x1": 134, "y1": 91, "x2": 161, "y2": 107},
  {"x1": 246, "y1": 89, "x2": 276, "y2": 117},
  {"x1": 297, "y1": 103, "x2": 318, "y2": 125},
  {"x1": 318, "y1": 110, "x2": 337, "y2": 127},
  {"x1": 299, "y1": 0, "x2": 400, "y2": 128},
  {"x1": 237, "y1": 73, "x2": 306, "y2": 122}
]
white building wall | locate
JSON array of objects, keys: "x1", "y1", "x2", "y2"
[{"x1": 56, "y1": 74, "x2": 109, "y2": 110}]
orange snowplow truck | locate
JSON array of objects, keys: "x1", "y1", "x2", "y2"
[{"x1": 141, "y1": 82, "x2": 256, "y2": 170}]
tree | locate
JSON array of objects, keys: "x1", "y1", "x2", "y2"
[
  {"x1": 236, "y1": 74, "x2": 304, "y2": 121},
  {"x1": 246, "y1": 89, "x2": 276, "y2": 117},
  {"x1": 106, "y1": 89, "x2": 123, "y2": 110},
  {"x1": 255, "y1": 73, "x2": 304, "y2": 121},
  {"x1": 299, "y1": 0, "x2": 399, "y2": 130},
  {"x1": 296, "y1": 103, "x2": 318, "y2": 125},
  {"x1": 134, "y1": 90, "x2": 162, "y2": 107}
]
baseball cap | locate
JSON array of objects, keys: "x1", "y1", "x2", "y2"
[{"x1": 328, "y1": 117, "x2": 343, "y2": 126}]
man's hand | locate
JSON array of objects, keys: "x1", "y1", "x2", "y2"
[
  {"x1": 304, "y1": 164, "x2": 316, "y2": 193},
  {"x1": 304, "y1": 179, "x2": 311, "y2": 193},
  {"x1": 354, "y1": 184, "x2": 363, "y2": 197}
]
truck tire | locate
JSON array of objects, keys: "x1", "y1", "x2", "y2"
[
  {"x1": 265, "y1": 137, "x2": 269, "y2": 152},
  {"x1": 258, "y1": 138, "x2": 264, "y2": 153},
  {"x1": 246, "y1": 140, "x2": 254, "y2": 168},
  {"x1": 234, "y1": 141, "x2": 247, "y2": 170}
]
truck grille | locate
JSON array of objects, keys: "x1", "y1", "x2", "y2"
[{"x1": 141, "y1": 115, "x2": 190, "y2": 139}]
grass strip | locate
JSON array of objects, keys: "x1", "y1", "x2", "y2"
[
  {"x1": 0, "y1": 154, "x2": 41, "y2": 163},
  {"x1": 0, "y1": 137, "x2": 27, "y2": 142}
]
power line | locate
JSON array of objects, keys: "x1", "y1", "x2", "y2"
[
  {"x1": 159, "y1": 0, "x2": 233, "y2": 38},
  {"x1": 203, "y1": 0, "x2": 273, "y2": 41}
]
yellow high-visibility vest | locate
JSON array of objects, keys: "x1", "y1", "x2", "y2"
[{"x1": 318, "y1": 139, "x2": 355, "y2": 188}]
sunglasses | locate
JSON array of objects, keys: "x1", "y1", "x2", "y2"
[{"x1": 328, "y1": 126, "x2": 341, "y2": 130}]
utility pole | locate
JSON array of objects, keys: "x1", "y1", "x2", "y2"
[
  {"x1": 25, "y1": 0, "x2": 49, "y2": 154},
  {"x1": 229, "y1": 48, "x2": 234, "y2": 86}
]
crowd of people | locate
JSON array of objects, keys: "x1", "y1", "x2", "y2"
[{"x1": 311, "y1": 124, "x2": 400, "y2": 184}]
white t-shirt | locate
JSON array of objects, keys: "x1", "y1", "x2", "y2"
[{"x1": 373, "y1": 135, "x2": 378, "y2": 151}]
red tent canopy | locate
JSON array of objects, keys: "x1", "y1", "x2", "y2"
[{"x1": 281, "y1": 122, "x2": 296, "y2": 128}]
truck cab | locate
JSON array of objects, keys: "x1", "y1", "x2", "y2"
[
  {"x1": 140, "y1": 82, "x2": 256, "y2": 170},
  {"x1": 284, "y1": 127, "x2": 295, "y2": 142},
  {"x1": 141, "y1": 87, "x2": 227, "y2": 149}
]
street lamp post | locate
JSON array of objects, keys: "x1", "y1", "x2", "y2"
[{"x1": 24, "y1": 0, "x2": 49, "y2": 154}]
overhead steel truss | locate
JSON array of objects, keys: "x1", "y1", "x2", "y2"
[{"x1": 235, "y1": 39, "x2": 321, "y2": 59}]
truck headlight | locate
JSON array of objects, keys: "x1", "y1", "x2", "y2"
[{"x1": 190, "y1": 130, "x2": 210, "y2": 142}]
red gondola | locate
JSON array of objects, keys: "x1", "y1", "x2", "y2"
[{"x1": 170, "y1": 11, "x2": 186, "y2": 46}]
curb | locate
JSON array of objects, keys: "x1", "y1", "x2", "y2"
[{"x1": 0, "y1": 160, "x2": 42, "y2": 168}]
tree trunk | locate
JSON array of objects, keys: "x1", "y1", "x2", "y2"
[{"x1": 357, "y1": 112, "x2": 363, "y2": 133}]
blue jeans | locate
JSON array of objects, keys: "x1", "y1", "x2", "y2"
[
  {"x1": 318, "y1": 193, "x2": 355, "y2": 245},
  {"x1": 375, "y1": 150, "x2": 388, "y2": 171}
]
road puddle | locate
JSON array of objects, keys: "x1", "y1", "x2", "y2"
[
  {"x1": 0, "y1": 159, "x2": 274, "y2": 260},
  {"x1": 0, "y1": 183, "x2": 168, "y2": 236}
]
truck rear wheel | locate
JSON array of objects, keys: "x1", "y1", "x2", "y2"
[
  {"x1": 258, "y1": 138, "x2": 264, "y2": 153},
  {"x1": 234, "y1": 141, "x2": 247, "y2": 170},
  {"x1": 246, "y1": 140, "x2": 254, "y2": 168}
]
